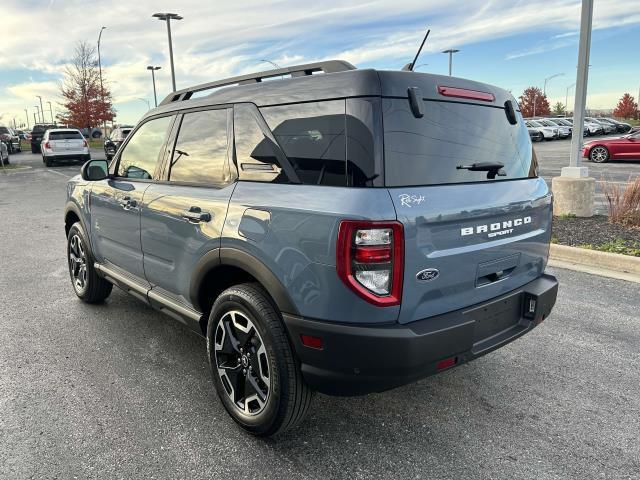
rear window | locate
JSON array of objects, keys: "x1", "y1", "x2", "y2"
[
  {"x1": 0, "y1": 127, "x2": 9, "y2": 134},
  {"x1": 32, "y1": 125, "x2": 54, "y2": 133},
  {"x1": 49, "y1": 130, "x2": 83, "y2": 140},
  {"x1": 383, "y1": 98, "x2": 536, "y2": 186}
]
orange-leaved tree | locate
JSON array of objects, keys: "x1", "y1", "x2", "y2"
[
  {"x1": 518, "y1": 86, "x2": 550, "y2": 118},
  {"x1": 612, "y1": 93, "x2": 638, "y2": 120},
  {"x1": 57, "y1": 41, "x2": 115, "y2": 128}
]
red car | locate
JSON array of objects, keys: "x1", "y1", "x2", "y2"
[{"x1": 583, "y1": 131, "x2": 640, "y2": 163}]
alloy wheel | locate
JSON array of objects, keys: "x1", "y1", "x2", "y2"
[
  {"x1": 69, "y1": 234, "x2": 88, "y2": 293},
  {"x1": 591, "y1": 146, "x2": 608, "y2": 163},
  {"x1": 214, "y1": 310, "x2": 271, "y2": 416}
]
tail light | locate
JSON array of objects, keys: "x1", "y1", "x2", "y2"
[
  {"x1": 83, "y1": 139, "x2": 88, "y2": 147},
  {"x1": 44, "y1": 141, "x2": 50, "y2": 149},
  {"x1": 337, "y1": 220, "x2": 403, "y2": 306}
]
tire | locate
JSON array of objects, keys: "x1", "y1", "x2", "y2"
[
  {"x1": 91, "y1": 131, "x2": 101, "y2": 138},
  {"x1": 105, "y1": 154, "x2": 112, "y2": 161},
  {"x1": 31, "y1": 145, "x2": 38, "y2": 153},
  {"x1": 590, "y1": 146, "x2": 609, "y2": 163},
  {"x1": 45, "y1": 156, "x2": 54, "y2": 167},
  {"x1": 207, "y1": 283, "x2": 313, "y2": 437},
  {"x1": 67, "y1": 222, "x2": 112, "y2": 303}
]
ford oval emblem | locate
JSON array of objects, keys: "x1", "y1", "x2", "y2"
[{"x1": 416, "y1": 268, "x2": 439, "y2": 282}]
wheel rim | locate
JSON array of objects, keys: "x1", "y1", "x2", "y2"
[
  {"x1": 591, "y1": 146, "x2": 608, "y2": 162},
  {"x1": 214, "y1": 310, "x2": 270, "y2": 416},
  {"x1": 69, "y1": 234, "x2": 88, "y2": 293}
]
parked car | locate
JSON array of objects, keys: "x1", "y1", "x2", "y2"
[
  {"x1": 525, "y1": 120, "x2": 558, "y2": 140},
  {"x1": 79, "y1": 127, "x2": 103, "y2": 138},
  {"x1": 30, "y1": 123, "x2": 56, "y2": 153},
  {"x1": 600, "y1": 118, "x2": 632, "y2": 134},
  {"x1": 583, "y1": 130, "x2": 640, "y2": 163},
  {"x1": 562, "y1": 118, "x2": 589, "y2": 136},
  {"x1": 104, "y1": 126, "x2": 133, "y2": 160},
  {"x1": 41, "y1": 128, "x2": 90, "y2": 166},
  {"x1": 585, "y1": 117, "x2": 615, "y2": 135},
  {"x1": 0, "y1": 139, "x2": 8, "y2": 165},
  {"x1": 0, "y1": 126, "x2": 21, "y2": 153},
  {"x1": 569, "y1": 118, "x2": 602, "y2": 136},
  {"x1": 65, "y1": 60, "x2": 558, "y2": 436},
  {"x1": 15, "y1": 129, "x2": 30, "y2": 140},
  {"x1": 539, "y1": 119, "x2": 570, "y2": 138},
  {"x1": 527, "y1": 127, "x2": 544, "y2": 142}
]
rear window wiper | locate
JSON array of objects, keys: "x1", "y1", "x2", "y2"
[{"x1": 456, "y1": 162, "x2": 506, "y2": 179}]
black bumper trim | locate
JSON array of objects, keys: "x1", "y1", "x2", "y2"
[{"x1": 283, "y1": 274, "x2": 558, "y2": 396}]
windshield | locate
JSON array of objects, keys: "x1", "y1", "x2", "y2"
[
  {"x1": 383, "y1": 98, "x2": 536, "y2": 186},
  {"x1": 0, "y1": 127, "x2": 9, "y2": 134},
  {"x1": 528, "y1": 120, "x2": 543, "y2": 127}
]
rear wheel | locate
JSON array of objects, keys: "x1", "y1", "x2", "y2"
[
  {"x1": 207, "y1": 283, "x2": 313, "y2": 436},
  {"x1": 590, "y1": 146, "x2": 609, "y2": 163},
  {"x1": 45, "y1": 156, "x2": 54, "y2": 167},
  {"x1": 67, "y1": 222, "x2": 112, "y2": 303}
]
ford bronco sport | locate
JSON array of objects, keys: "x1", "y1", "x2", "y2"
[{"x1": 64, "y1": 60, "x2": 558, "y2": 436}]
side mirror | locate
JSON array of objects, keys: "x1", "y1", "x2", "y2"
[{"x1": 81, "y1": 159, "x2": 109, "y2": 181}]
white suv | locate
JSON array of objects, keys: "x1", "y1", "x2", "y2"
[{"x1": 41, "y1": 128, "x2": 90, "y2": 167}]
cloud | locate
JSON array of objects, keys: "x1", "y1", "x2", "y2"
[{"x1": 0, "y1": 0, "x2": 638, "y2": 124}]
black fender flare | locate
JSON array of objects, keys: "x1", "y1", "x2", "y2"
[{"x1": 189, "y1": 247, "x2": 300, "y2": 316}]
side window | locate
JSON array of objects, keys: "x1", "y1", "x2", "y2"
[
  {"x1": 234, "y1": 104, "x2": 288, "y2": 183},
  {"x1": 169, "y1": 109, "x2": 229, "y2": 185},
  {"x1": 117, "y1": 115, "x2": 173, "y2": 179},
  {"x1": 261, "y1": 100, "x2": 346, "y2": 186}
]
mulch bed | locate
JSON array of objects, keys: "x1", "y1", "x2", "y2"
[{"x1": 552, "y1": 215, "x2": 640, "y2": 247}]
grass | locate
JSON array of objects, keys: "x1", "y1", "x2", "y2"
[
  {"x1": 556, "y1": 213, "x2": 577, "y2": 220},
  {"x1": 88, "y1": 139, "x2": 104, "y2": 149},
  {"x1": 579, "y1": 239, "x2": 640, "y2": 257},
  {"x1": 0, "y1": 164, "x2": 28, "y2": 171}
]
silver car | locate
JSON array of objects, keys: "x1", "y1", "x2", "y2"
[{"x1": 41, "y1": 128, "x2": 91, "y2": 167}]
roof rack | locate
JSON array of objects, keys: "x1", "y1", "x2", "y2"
[{"x1": 159, "y1": 60, "x2": 356, "y2": 106}]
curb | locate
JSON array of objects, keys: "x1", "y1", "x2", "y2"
[{"x1": 548, "y1": 243, "x2": 640, "y2": 283}]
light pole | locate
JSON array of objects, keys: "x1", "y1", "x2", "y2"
[
  {"x1": 47, "y1": 101, "x2": 54, "y2": 123},
  {"x1": 442, "y1": 49, "x2": 459, "y2": 76},
  {"x1": 24, "y1": 109, "x2": 29, "y2": 129},
  {"x1": 97, "y1": 26, "x2": 107, "y2": 133},
  {"x1": 543, "y1": 73, "x2": 564, "y2": 96},
  {"x1": 138, "y1": 98, "x2": 151, "y2": 110},
  {"x1": 565, "y1": 83, "x2": 576, "y2": 111},
  {"x1": 152, "y1": 12, "x2": 183, "y2": 92},
  {"x1": 36, "y1": 96, "x2": 44, "y2": 122},
  {"x1": 146, "y1": 66, "x2": 161, "y2": 107},
  {"x1": 34, "y1": 105, "x2": 41, "y2": 123}
]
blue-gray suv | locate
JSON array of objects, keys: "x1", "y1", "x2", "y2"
[{"x1": 64, "y1": 60, "x2": 558, "y2": 436}]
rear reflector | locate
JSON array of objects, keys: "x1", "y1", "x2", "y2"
[
  {"x1": 438, "y1": 86, "x2": 495, "y2": 102},
  {"x1": 300, "y1": 334, "x2": 323, "y2": 350},
  {"x1": 436, "y1": 357, "x2": 457, "y2": 371}
]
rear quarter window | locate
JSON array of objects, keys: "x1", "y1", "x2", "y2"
[{"x1": 382, "y1": 98, "x2": 535, "y2": 186}]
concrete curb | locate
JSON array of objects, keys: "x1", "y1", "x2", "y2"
[{"x1": 548, "y1": 243, "x2": 640, "y2": 283}]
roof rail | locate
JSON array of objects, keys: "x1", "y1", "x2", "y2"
[{"x1": 159, "y1": 60, "x2": 356, "y2": 106}]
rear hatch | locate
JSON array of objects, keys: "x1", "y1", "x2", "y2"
[
  {"x1": 379, "y1": 72, "x2": 552, "y2": 324},
  {"x1": 49, "y1": 130, "x2": 85, "y2": 153}
]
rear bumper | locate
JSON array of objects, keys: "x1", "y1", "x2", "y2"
[
  {"x1": 284, "y1": 274, "x2": 558, "y2": 396},
  {"x1": 44, "y1": 153, "x2": 90, "y2": 161}
]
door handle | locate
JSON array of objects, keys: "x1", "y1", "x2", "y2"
[
  {"x1": 119, "y1": 196, "x2": 137, "y2": 209},
  {"x1": 181, "y1": 206, "x2": 212, "y2": 223}
]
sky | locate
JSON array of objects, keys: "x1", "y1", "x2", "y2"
[{"x1": 1, "y1": 0, "x2": 639, "y2": 128}]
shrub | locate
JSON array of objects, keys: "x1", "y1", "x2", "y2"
[{"x1": 600, "y1": 176, "x2": 640, "y2": 227}]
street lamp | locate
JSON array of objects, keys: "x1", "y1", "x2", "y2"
[
  {"x1": 24, "y1": 109, "x2": 29, "y2": 129},
  {"x1": 442, "y1": 49, "x2": 460, "y2": 76},
  {"x1": 46, "y1": 101, "x2": 54, "y2": 124},
  {"x1": 34, "y1": 105, "x2": 41, "y2": 123},
  {"x1": 138, "y1": 98, "x2": 151, "y2": 110},
  {"x1": 97, "y1": 26, "x2": 107, "y2": 132},
  {"x1": 152, "y1": 12, "x2": 183, "y2": 92},
  {"x1": 543, "y1": 73, "x2": 564, "y2": 96},
  {"x1": 36, "y1": 96, "x2": 44, "y2": 122},
  {"x1": 565, "y1": 83, "x2": 576, "y2": 111},
  {"x1": 146, "y1": 66, "x2": 161, "y2": 107}
]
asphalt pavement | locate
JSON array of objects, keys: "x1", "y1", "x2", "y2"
[{"x1": 1, "y1": 148, "x2": 639, "y2": 479}]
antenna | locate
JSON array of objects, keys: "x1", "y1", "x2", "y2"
[{"x1": 403, "y1": 29, "x2": 431, "y2": 71}]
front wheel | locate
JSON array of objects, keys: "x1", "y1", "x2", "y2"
[
  {"x1": 590, "y1": 146, "x2": 609, "y2": 163},
  {"x1": 207, "y1": 283, "x2": 313, "y2": 436},
  {"x1": 67, "y1": 222, "x2": 113, "y2": 303}
]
